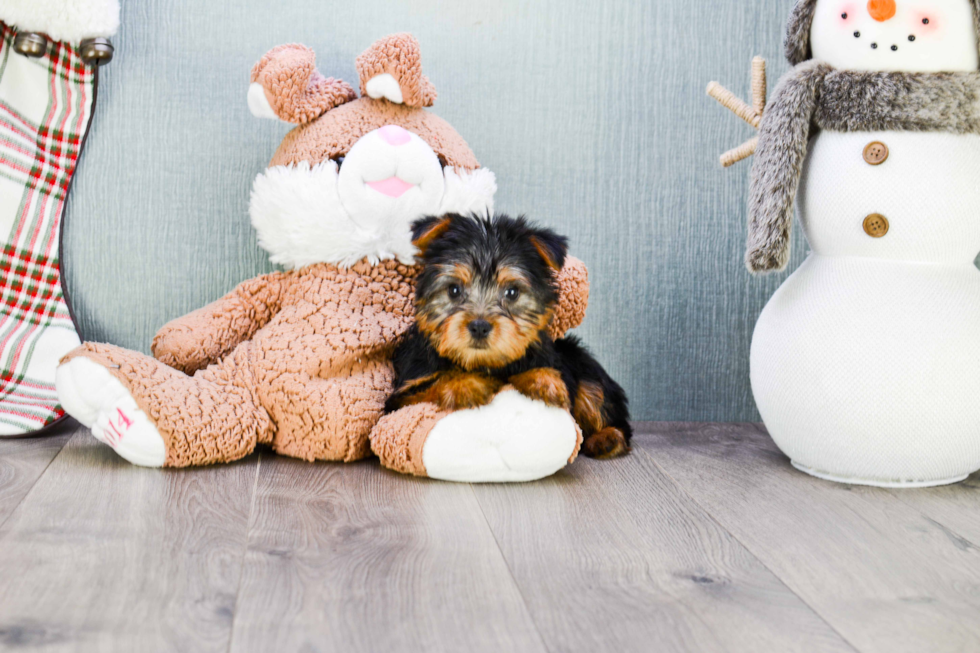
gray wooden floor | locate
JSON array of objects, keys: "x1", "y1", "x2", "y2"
[{"x1": 1, "y1": 422, "x2": 978, "y2": 653}]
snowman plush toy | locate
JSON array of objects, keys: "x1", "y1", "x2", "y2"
[{"x1": 736, "y1": 0, "x2": 980, "y2": 487}]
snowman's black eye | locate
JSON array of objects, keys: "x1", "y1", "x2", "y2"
[
  {"x1": 909, "y1": 35, "x2": 916, "y2": 42},
  {"x1": 842, "y1": 12, "x2": 848, "y2": 19},
  {"x1": 923, "y1": 17, "x2": 930, "y2": 24}
]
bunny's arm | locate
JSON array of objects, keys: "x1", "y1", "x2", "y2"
[
  {"x1": 152, "y1": 272, "x2": 289, "y2": 374},
  {"x1": 548, "y1": 256, "x2": 590, "y2": 340}
]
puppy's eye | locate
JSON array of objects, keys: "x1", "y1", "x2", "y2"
[
  {"x1": 447, "y1": 284, "x2": 463, "y2": 300},
  {"x1": 504, "y1": 287, "x2": 520, "y2": 301}
]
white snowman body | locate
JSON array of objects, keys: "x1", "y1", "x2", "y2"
[{"x1": 751, "y1": 0, "x2": 980, "y2": 486}]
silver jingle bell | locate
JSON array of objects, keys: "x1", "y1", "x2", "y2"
[
  {"x1": 13, "y1": 32, "x2": 48, "y2": 58},
  {"x1": 79, "y1": 38, "x2": 114, "y2": 66}
]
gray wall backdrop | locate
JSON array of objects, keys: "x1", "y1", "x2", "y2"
[{"x1": 64, "y1": 0, "x2": 807, "y2": 422}]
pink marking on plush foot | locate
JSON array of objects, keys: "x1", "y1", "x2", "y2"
[
  {"x1": 366, "y1": 176, "x2": 416, "y2": 198},
  {"x1": 116, "y1": 408, "x2": 134, "y2": 430},
  {"x1": 378, "y1": 125, "x2": 412, "y2": 146},
  {"x1": 104, "y1": 408, "x2": 134, "y2": 447}
]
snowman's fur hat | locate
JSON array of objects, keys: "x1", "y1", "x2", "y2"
[{"x1": 785, "y1": 0, "x2": 980, "y2": 65}]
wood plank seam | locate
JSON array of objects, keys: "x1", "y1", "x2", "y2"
[
  {"x1": 469, "y1": 485, "x2": 554, "y2": 653},
  {"x1": 225, "y1": 451, "x2": 264, "y2": 653},
  {"x1": 886, "y1": 492, "x2": 980, "y2": 552},
  {"x1": 0, "y1": 425, "x2": 78, "y2": 533},
  {"x1": 632, "y1": 437, "x2": 864, "y2": 653}
]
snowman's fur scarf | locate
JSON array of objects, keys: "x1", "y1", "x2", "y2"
[
  {"x1": 785, "y1": 0, "x2": 980, "y2": 66},
  {"x1": 748, "y1": 61, "x2": 980, "y2": 273},
  {"x1": 748, "y1": 61, "x2": 832, "y2": 273},
  {"x1": 817, "y1": 69, "x2": 980, "y2": 133}
]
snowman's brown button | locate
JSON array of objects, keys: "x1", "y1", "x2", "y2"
[
  {"x1": 863, "y1": 213, "x2": 889, "y2": 238},
  {"x1": 863, "y1": 141, "x2": 889, "y2": 165}
]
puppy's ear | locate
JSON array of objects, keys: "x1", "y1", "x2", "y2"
[
  {"x1": 412, "y1": 215, "x2": 454, "y2": 256},
  {"x1": 530, "y1": 230, "x2": 568, "y2": 273}
]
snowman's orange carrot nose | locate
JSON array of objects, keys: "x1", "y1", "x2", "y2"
[{"x1": 868, "y1": 0, "x2": 897, "y2": 21}]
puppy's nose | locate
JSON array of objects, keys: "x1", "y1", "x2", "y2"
[
  {"x1": 467, "y1": 320, "x2": 493, "y2": 340},
  {"x1": 867, "y1": 0, "x2": 896, "y2": 22},
  {"x1": 378, "y1": 125, "x2": 411, "y2": 146}
]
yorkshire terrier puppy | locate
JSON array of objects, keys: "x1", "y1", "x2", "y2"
[{"x1": 385, "y1": 213, "x2": 631, "y2": 459}]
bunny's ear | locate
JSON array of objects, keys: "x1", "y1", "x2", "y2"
[
  {"x1": 356, "y1": 33, "x2": 437, "y2": 108},
  {"x1": 249, "y1": 44, "x2": 357, "y2": 124}
]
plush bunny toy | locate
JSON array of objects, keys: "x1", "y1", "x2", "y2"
[
  {"x1": 55, "y1": 34, "x2": 588, "y2": 482},
  {"x1": 744, "y1": 0, "x2": 980, "y2": 486}
]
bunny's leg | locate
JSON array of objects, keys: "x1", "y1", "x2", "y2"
[
  {"x1": 264, "y1": 360, "x2": 393, "y2": 463},
  {"x1": 57, "y1": 342, "x2": 269, "y2": 467},
  {"x1": 371, "y1": 390, "x2": 583, "y2": 482}
]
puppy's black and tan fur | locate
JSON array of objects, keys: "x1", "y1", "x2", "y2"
[{"x1": 385, "y1": 213, "x2": 631, "y2": 459}]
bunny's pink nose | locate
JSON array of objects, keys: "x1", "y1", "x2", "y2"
[{"x1": 378, "y1": 125, "x2": 412, "y2": 146}]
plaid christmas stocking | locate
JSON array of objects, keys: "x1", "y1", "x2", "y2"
[{"x1": 0, "y1": 24, "x2": 97, "y2": 435}]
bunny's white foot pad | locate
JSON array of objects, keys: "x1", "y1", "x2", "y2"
[
  {"x1": 56, "y1": 357, "x2": 166, "y2": 467},
  {"x1": 422, "y1": 390, "x2": 579, "y2": 483}
]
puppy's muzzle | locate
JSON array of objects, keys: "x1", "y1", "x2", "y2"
[{"x1": 467, "y1": 319, "x2": 493, "y2": 341}]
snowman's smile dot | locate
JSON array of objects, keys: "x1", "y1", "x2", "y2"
[
  {"x1": 909, "y1": 35, "x2": 916, "y2": 42},
  {"x1": 891, "y1": 45, "x2": 899, "y2": 51},
  {"x1": 854, "y1": 31, "x2": 861, "y2": 38},
  {"x1": 871, "y1": 42, "x2": 879, "y2": 49}
]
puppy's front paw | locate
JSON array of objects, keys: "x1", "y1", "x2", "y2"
[
  {"x1": 390, "y1": 372, "x2": 504, "y2": 411},
  {"x1": 433, "y1": 372, "x2": 502, "y2": 410},
  {"x1": 509, "y1": 368, "x2": 570, "y2": 410}
]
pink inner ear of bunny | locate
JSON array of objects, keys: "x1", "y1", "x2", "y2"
[
  {"x1": 355, "y1": 33, "x2": 437, "y2": 108},
  {"x1": 251, "y1": 44, "x2": 357, "y2": 124}
]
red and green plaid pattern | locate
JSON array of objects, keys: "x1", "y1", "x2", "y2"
[{"x1": 0, "y1": 24, "x2": 93, "y2": 434}]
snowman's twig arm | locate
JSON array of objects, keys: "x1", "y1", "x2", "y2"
[
  {"x1": 707, "y1": 83, "x2": 760, "y2": 128},
  {"x1": 708, "y1": 57, "x2": 768, "y2": 167},
  {"x1": 752, "y1": 57, "x2": 767, "y2": 116},
  {"x1": 721, "y1": 137, "x2": 759, "y2": 169},
  {"x1": 746, "y1": 61, "x2": 833, "y2": 274}
]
